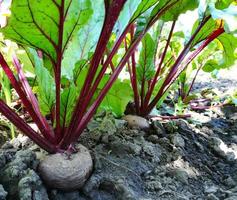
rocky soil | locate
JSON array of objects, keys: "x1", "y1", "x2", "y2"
[
  {"x1": 0, "y1": 67, "x2": 237, "y2": 200},
  {"x1": 0, "y1": 107, "x2": 237, "y2": 200}
]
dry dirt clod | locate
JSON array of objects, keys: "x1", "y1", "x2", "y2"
[{"x1": 38, "y1": 144, "x2": 93, "y2": 191}]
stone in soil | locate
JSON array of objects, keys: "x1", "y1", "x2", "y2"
[
  {"x1": 123, "y1": 115, "x2": 150, "y2": 130},
  {"x1": 0, "y1": 185, "x2": 7, "y2": 200}
]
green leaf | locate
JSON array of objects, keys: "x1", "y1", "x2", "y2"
[
  {"x1": 191, "y1": 18, "x2": 218, "y2": 47},
  {"x1": 208, "y1": 2, "x2": 237, "y2": 33},
  {"x1": 201, "y1": 32, "x2": 237, "y2": 72},
  {"x1": 215, "y1": 32, "x2": 237, "y2": 68},
  {"x1": 2, "y1": 0, "x2": 93, "y2": 78},
  {"x1": 150, "y1": 0, "x2": 199, "y2": 22},
  {"x1": 73, "y1": 59, "x2": 88, "y2": 83},
  {"x1": 100, "y1": 79, "x2": 133, "y2": 117},
  {"x1": 114, "y1": 0, "x2": 142, "y2": 37},
  {"x1": 135, "y1": 0, "x2": 199, "y2": 37},
  {"x1": 202, "y1": 59, "x2": 218, "y2": 72},
  {"x1": 27, "y1": 49, "x2": 55, "y2": 115},
  {"x1": 137, "y1": 33, "x2": 156, "y2": 82},
  {"x1": 130, "y1": 0, "x2": 158, "y2": 22},
  {"x1": 214, "y1": 0, "x2": 234, "y2": 9},
  {"x1": 62, "y1": 0, "x2": 104, "y2": 80},
  {"x1": 60, "y1": 85, "x2": 78, "y2": 127}
]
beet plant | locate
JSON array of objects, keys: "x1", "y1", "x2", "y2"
[
  {"x1": 125, "y1": 0, "x2": 237, "y2": 117},
  {"x1": 178, "y1": 27, "x2": 237, "y2": 106},
  {"x1": 0, "y1": 0, "x2": 206, "y2": 152},
  {"x1": 0, "y1": 0, "x2": 204, "y2": 189}
]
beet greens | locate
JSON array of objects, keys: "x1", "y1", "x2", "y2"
[
  {"x1": 0, "y1": 0, "x2": 200, "y2": 153},
  {"x1": 0, "y1": 0, "x2": 235, "y2": 153},
  {"x1": 126, "y1": 0, "x2": 237, "y2": 117}
]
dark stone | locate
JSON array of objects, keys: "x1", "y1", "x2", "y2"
[
  {"x1": 147, "y1": 135, "x2": 160, "y2": 144},
  {"x1": 49, "y1": 190, "x2": 87, "y2": 200}
]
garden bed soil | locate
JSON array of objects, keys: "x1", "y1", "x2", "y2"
[
  {"x1": 0, "y1": 106, "x2": 237, "y2": 200},
  {"x1": 0, "y1": 70, "x2": 237, "y2": 200}
]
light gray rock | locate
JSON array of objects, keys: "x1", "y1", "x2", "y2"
[
  {"x1": 168, "y1": 169, "x2": 189, "y2": 184},
  {"x1": 0, "y1": 160, "x2": 28, "y2": 197},
  {"x1": 11, "y1": 134, "x2": 32, "y2": 149},
  {"x1": 175, "y1": 169, "x2": 189, "y2": 184},
  {"x1": 115, "y1": 119, "x2": 127, "y2": 129},
  {"x1": 145, "y1": 180, "x2": 163, "y2": 191},
  {"x1": 224, "y1": 176, "x2": 236, "y2": 188},
  {"x1": 18, "y1": 170, "x2": 48, "y2": 200},
  {"x1": 204, "y1": 184, "x2": 219, "y2": 194},
  {"x1": 232, "y1": 135, "x2": 237, "y2": 143},
  {"x1": 0, "y1": 185, "x2": 7, "y2": 200},
  {"x1": 209, "y1": 137, "x2": 237, "y2": 162},
  {"x1": 171, "y1": 134, "x2": 185, "y2": 148},
  {"x1": 123, "y1": 115, "x2": 150, "y2": 130},
  {"x1": 0, "y1": 153, "x2": 6, "y2": 169},
  {"x1": 224, "y1": 196, "x2": 237, "y2": 200},
  {"x1": 15, "y1": 149, "x2": 37, "y2": 168},
  {"x1": 207, "y1": 193, "x2": 219, "y2": 200}
]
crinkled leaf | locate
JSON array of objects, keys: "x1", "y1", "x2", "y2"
[
  {"x1": 73, "y1": 59, "x2": 88, "y2": 83},
  {"x1": 198, "y1": 0, "x2": 234, "y2": 19},
  {"x1": 202, "y1": 33, "x2": 237, "y2": 71},
  {"x1": 214, "y1": 0, "x2": 234, "y2": 9}
]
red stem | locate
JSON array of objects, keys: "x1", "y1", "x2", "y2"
[
  {"x1": 149, "y1": 114, "x2": 191, "y2": 120},
  {"x1": 169, "y1": 27, "x2": 225, "y2": 90},
  {"x1": 59, "y1": 0, "x2": 180, "y2": 149},
  {"x1": 12, "y1": 54, "x2": 54, "y2": 139},
  {"x1": 0, "y1": 53, "x2": 55, "y2": 143},
  {"x1": 59, "y1": 32, "x2": 145, "y2": 149},
  {"x1": 142, "y1": 16, "x2": 211, "y2": 116},
  {"x1": 143, "y1": 21, "x2": 176, "y2": 109},
  {"x1": 0, "y1": 100, "x2": 57, "y2": 153},
  {"x1": 74, "y1": 0, "x2": 178, "y2": 124},
  {"x1": 62, "y1": 0, "x2": 127, "y2": 149},
  {"x1": 55, "y1": 0, "x2": 65, "y2": 140},
  {"x1": 184, "y1": 64, "x2": 202, "y2": 99},
  {"x1": 131, "y1": 50, "x2": 140, "y2": 114},
  {"x1": 105, "y1": 48, "x2": 115, "y2": 72},
  {"x1": 129, "y1": 24, "x2": 140, "y2": 114},
  {"x1": 190, "y1": 102, "x2": 227, "y2": 110},
  {"x1": 75, "y1": 0, "x2": 127, "y2": 110},
  {"x1": 145, "y1": 26, "x2": 224, "y2": 116}
]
